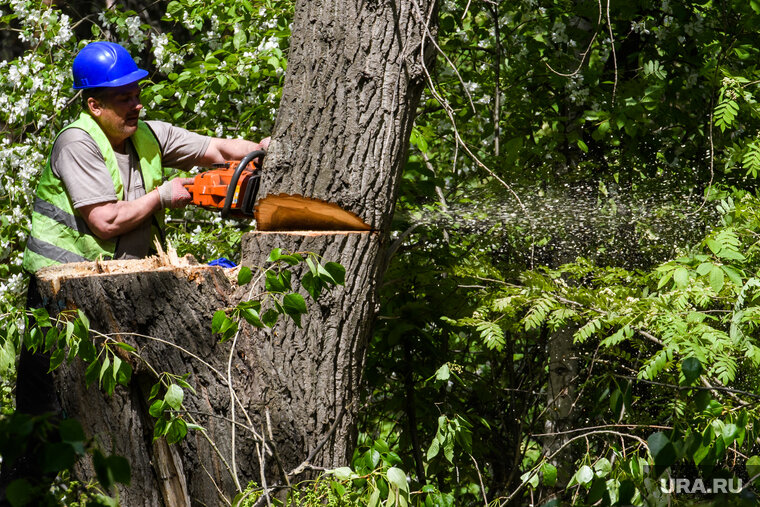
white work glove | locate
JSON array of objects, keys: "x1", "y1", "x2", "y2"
[{"x1": 157, "y1": 177, "x2": 195, "y2": 209}]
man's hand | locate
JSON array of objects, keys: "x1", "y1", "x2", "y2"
[
  {"x1": 157, "y1": 177, "x2": 195, "y2": 209},
  {"x1": 199, "y1": 137, "x2": 270, "y2": 167}
]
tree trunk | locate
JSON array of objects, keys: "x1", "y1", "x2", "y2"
[
  {"x1": 258, "y1": 0, "x2": 435, "y2": 232},
  {"x1": 29, "y1": 0, "x2": 436, "y2": 504}
]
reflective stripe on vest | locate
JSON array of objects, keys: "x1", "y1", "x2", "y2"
[{"x1": 22, "y1": 112, "x2": 165, "y2": 273}]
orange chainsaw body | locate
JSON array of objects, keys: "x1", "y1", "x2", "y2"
[{"x1": 185, "y1": 155, "x2": 262, "y2": 218}]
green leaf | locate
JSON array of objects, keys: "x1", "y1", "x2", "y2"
[
  {"x1": 212, "y1": 310, "x2": 227, "y2": 333},
  {"x1": 427, "y1": 437, "x2": 440, "y2": 460},
  {"x1": 386, "y1": 467, "x2": 409, "y2": 493},
  {"x1": 85, "y1": 359, "x2": 100, "y2": 387},
  {"x1": 368, "y1": 487, "x2": 381, "y2": 507},
  {"x1": 673, "y1": 267, "x2": 690, "y2": 288},
  {"x1": 709, "y1": 266, "x2": 725, "y2": 293},
  {"x1": 747, "y1": 455, "x2": 760, "y2": 486},
  {"x1": 116, "y1": 360, "x2": 132, "y2": 386},
  {"x1": 44, "y1": 326, "x2": 58, "y2": 353},
  {"x1": 238, "y1": 266, "x2": 253, "y2": 285},
  {"x1": 166, "y1": 1, "x2": 183, "y2": 15},
  {"x1": 49, "y1": 348, "x2": 65, "y2": 373},
  {"x1": 5, "y1": 479, "x2": 33, "y2": 506},
  {"x1": 648, "y1": 432, "x2": 676, "y2": 472},
  {"x1": 233, "y1": 31, "x2": 247, "y2": 50},
  {"x1": 722, "y1": 265, "x2": 744, "y2": 286},
  {"x1": 329, "y1": 466, "x2": 353, "y2": 481},
  {"x1": 316, "y1": 263, "x2": 336, "y2": 284},
  {"x1": 520, "y1": 470, "x2": 539, "y2": 489},
  {"x1": 148, "y1": 382, "x2": 161, "y2": 401},
  {"x1": 166, "y1": 418, "x2": 188, "y2": 444},
  {"x1": 681, "y1": 357, "x2": 703, "y2": 384},
  {"x1": 149, "y1": 400, "x2": 166, "y2": 418},
  {"x1": 241, "y1": 308, "x2": 264, "y2": 327},
  {"x1": 324, "y1": 262, "x2": 346, "y2": 285},
  {"x1": 575, "y1": 465, "x2": 594, "y2": 485},
  {"x1": 31, "y1": 307, "x2": 51, "y2": 328},
  {"x1": 112, "y1": 355, "x2": 122, "y2": 381},
  {"x1": 302, "y1": 271, "x2": 323, "y2": 301},
  {"x1": 541, "y1": 462, "x2": 557, "y2": 487},
  {"x1": 434, "y1": 363, "x2": 450, "y2": 381},
  {"x1": 77, "y1": 309, "x2": 90, "y2": 334},
  {"x1": 265, "y1": 270, "x2": 286, "y2": 292},
  {"x1": 43, "y1": 442, "x2": 76, "y2": 473},
  {"x1": 706, "y1": 238, "x2": 722, "y2": 255},
  {"x1": 283, "y1": 293, "x2": 307, "y2": 315},
  {"x1": 99, "y1": 356, "x2": 111, "y2": 385},
  {"x1": 165, "y1": 384, "x2": 184, "y2": 410},
  {"x1": 27, "y1": 326, "x2": 43, "y2": 351},
  {"x1": 594, "y1": 457, "x2": 612, "y2": 477},
  {"x1": 106, "y1": 455, "x2": 131, "y2": 485},
  {"x1": 113, "y1": 342, "x2": 137, "y2": 353},
  {"x1": 59, "y1": 419, "x2": 86, "y2": 445},
  {"x1": 696, "y1": 262, "x2": 714, "y2": 275},
  {"x1": 267, "y1": 248, "x2": 282, "y2": 262},
  {"x1": 262, "y1": 309, "x2": 279, "y2": 327}
]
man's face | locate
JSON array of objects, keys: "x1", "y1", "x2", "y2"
[{"x1": 87, "y1": 83, "x2": 143, "y2": 150}]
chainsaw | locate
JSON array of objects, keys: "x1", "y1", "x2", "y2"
[{"x1": 184, "y1": 150, "x2": 266, "y2": 219}]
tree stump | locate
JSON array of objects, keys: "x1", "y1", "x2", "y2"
[{"x1": 33, "y1": 229, "x2": 381, "y2": 505}]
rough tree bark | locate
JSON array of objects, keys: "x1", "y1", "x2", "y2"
[{"x1": 33, "y1": 0, "x2": 437, "y2": 505}]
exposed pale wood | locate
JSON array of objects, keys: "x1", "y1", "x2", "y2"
[
  {"x1": 153, "y1": 438, "x2": 191, "y2": 507},
  {"x1": 254, "y1": 194, "x2": 370, "y2": 231}
]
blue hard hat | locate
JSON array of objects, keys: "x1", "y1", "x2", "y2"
[{"x1": 72, "y1": 41, "x2": 148, "y2": 89}]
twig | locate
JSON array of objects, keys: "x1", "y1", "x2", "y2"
[
  {"x1": 544, "y1": 0, "x2": 602, "y2": 78},
  {"x1": 101, "y1": 331, "x2": 267, "y2": 443},
  {"x1": 226, "y1": 268, "x2": 271, "y2": 493},
  {"x1": 605, "y1": 0, "x2": 618, "y2": 104},
  {"x1": 500, "y1": 430, "x2": 647, "y2": 506},
  {"x1": 613, "y1": 374, "x2": 760, "y2": 400},
  {"x1": 469, "y1": 454, "x2": 488, "y2": 507},
  {"x1": 410, "y1": 0, "x2": 535, "y2": 267},
  {"x1": 413, "y1": 0, "x2": 476, "y2": 113},
  {"x1": 108, "y1": 335, "x2": 240, "y2": 490},
  {"x1": 288, "y1": 403, "x2": 350, "y2": 477},
  {"x1": 227, "y1": 326, "x2": 243, "y2": 492},
  {"x1": 199, "y1": 460, "x2": 233, "y2": 507},
  {"x1": 532, "y1": 423, "x2": 673, "y2": 437},
  {"x1": 256, "y1": 439, "x2": 271, "y2": 507}
]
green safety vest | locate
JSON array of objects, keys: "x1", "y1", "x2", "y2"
[{"x1": 23, "y1": 112, "x2": 165, "y2": 273}]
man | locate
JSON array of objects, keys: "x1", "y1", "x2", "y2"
[{"x1": 22, "y1": 41, "x2": 268, "y2": 272}]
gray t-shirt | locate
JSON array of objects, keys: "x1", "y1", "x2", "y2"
[{"x1": 51, "y1": 120, "x2": 211, "y2": 259}]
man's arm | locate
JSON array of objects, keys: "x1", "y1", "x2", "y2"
[
  {"x1": 78, "y1": 178, "x2": 194, "y2": 240},
  {"x1": 78, "y1": 193, "x2": 161, "y2": 240},
  {"x1": 196, "y1": 137, "x2": 270, "y2": 166}
]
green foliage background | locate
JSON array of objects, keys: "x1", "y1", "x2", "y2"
[{"x1": 5, "y1": 0, "x2": 760, "y2": 505}]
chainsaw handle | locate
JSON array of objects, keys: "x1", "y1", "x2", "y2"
[{"x1": 221, "y1": 150, "x2": 266, "y2": 219}]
